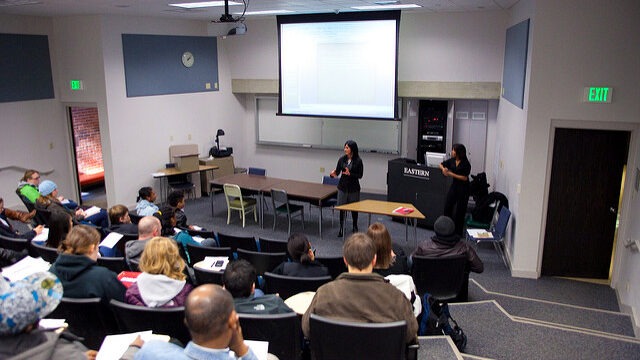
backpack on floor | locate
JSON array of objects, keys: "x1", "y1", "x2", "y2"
[{"x1": 418, "y1": 293, "x2": 467, "y2": 352}]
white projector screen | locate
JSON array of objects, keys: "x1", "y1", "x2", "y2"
[{"x1": 277, "y1": 11, "x2": 400, "y2": 120}]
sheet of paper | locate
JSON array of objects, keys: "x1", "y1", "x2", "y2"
[
  {"x1": 100, "y1": 232, "x2": 124, "y2": 249},
  {"x1": 96, "y1": 331, "x2": 154, "y2": 360},
  {"x1": 191, "y1": 225, "x2": 202, "y2": 231},
  {"x1": 33, "y1": 227, "x2": 49, "y2": 242},
  {"x1": 1, "y1": 256, "x2": 51, "y2": 281},
  {"x1": 83, "y1": 206, "x2": 101, "y2": 218},
  {"x1": 196, "y1": 256, "x2": 229, "y2": 271},
  {"x1": 466, "y1": 229, "x2": 494, "y2": 239},
  {"x1": 192, "y1": 236, "x2": 205, "y2": 244},
  {"x1": 243, "y1": 340, "x2": 269, "y2": 360},
  {"x1": 39, "y1": 318, "x2": 67, "y2": 330}
]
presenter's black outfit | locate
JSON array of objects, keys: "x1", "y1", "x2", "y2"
[
  {"x1": 334, "y1": 155, "x2": 364, "y2": 234},
  {"x1": 441, "y1": 158, "x2": 471, "y2": 236}
]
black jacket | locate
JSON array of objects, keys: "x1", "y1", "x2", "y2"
[
  {"x1": 334, "y1": 155, "x2": 364, "y2": 193},
  {"x1": 272, "y1": 260, "x2": 330, "y2": 277},
  {"x1": 49, "y1": 253, "x2": 126, "y2": 302}
]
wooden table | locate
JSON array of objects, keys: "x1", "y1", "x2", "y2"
[
  {"x1": 334, "y1": 199, "x2": 425, "y2": 243},
  {"x1": 153, "y1": 164, "x2": 218, "y2": 202},
  {"x1": 272, "y1": 179, "x2": 339, "y2": 237},
  {"x1": 211, "y1": 174, "x2": 338, "y2": 237}
]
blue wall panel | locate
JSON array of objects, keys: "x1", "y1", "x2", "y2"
[
  {"x1": 0, "y1": 33, "x2": 54, "y2": 103},
  {"x1": 502, "y1": 19, "x2": 530, "y2": 109},
  {"x1": 122, "y1": 34, "x2": 219, "y2": 97}
]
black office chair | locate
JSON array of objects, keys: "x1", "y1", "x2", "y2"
[
  {"x1": 309, "y1": 313, "x2": 411, "y2": 360},
  {"x1": 236, "y1": 248, "x2": 287, "y2": 277},
  {"x1": 128, "y1": 212, "x2": 143, "y2": 225},
  {"x1": 248, "y1": 167, "x2": 266, "y2": 176},
  {"x1": 46, "y1": 297, "x2": 118, "y2": 350},
  {"x1": 315, "y1": 255, "x2": 347, "y2": 280},
  {"x1": 186, "y1": 243, "x2": 232, "y2": 267},
  {"x1": 263, "y1": 272, "x2": 331, "y2": 301},
  {"x1": 193, "y1": 266, "x2": 225, "y2": 286},
  {"x1": 97, "y1": 256, "x2": 128, "y2": 274},
  {"x1": 109, "y1": 299, "x2": 191, "y2": 346},
  {"x1": 34, "y1": 208, "x2": 52, "y2": 227},
  {"x1": 167, "y1": 174, "x2": 195, "y2": 200},
  {"x1": 0, "y1": 234, "x2": 29, "y2": 252},
  {"x1": 128, "y1": 258, "x2": 141, "y2": 272},
  {"x1": 186, "y1": 229, "x2": 216, "y2": 242},
  {"x1": 217, "y1": 232, "x2": 258, "y2": 253},
  {"x1": 239, "y1": 312, "x2": 302, "y2": 360},
  {"x1": 102, "y1": 230, "x2": 137, "y2": 258},
  {"x1": 312, "y1": 176, "x2": 340, "y2": 226},
  {"x1": 271, "y1": 188, "x2": 304, "y2": 236},
  {"x1": 30, "y1": 241, "x2": 59, "y2": 263},
  {"x1": 258, "y1": 237, "x2": 289, "y2": 255},
  {"x1": 411, "y1": 255, "x2": 467, "y2": 302}
]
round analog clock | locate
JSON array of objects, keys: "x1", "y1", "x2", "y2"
[{"x1": 181, "y1": 51, "x2": 195, "y2": 68}]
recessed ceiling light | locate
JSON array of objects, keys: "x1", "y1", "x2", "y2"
[
  {"x1": 351, "y1": 4, "x2": 421, "y2": 10},
  {"x1": 374, "y1": 1, "x2": 399, "y2": 4},
  {"x1": 237, "y1": 9, "x2": 294, "y2": 15},
  {"x1": 169, "y1": 1, "x2": 242, "y2": 9}
]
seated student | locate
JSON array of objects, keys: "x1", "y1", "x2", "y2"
[
  {"x1": 0, "y1": 197, "x2": 44, "y2": 241},
  {"x1": 167, "y1": 191, "x2": 200, "y2": 230},
  {"x1": 36, "y1": 180, "x2": 109, "y2": 228},
  {"x1": 158, "y1": 206, "x2": 216, "y2": 265},
  {"x1": 43, "y1": 211, "x2": 73, "y2": 249},
  {"x1": 412, "y1": 215, "x2": 484, "y2": 274},
  {"x1": 367, "y1": 223, "x2": 421, "y2": 317},
  {"x1": 135, "y1": 187, "x2": 159, "y2": 216},
  {"x1": 272, "y1": 233, "x2": 329, "y2": 277},
  {"x1": 223, "y1": 259, "x2": 293, "y2": 314},
  {"x1": 107, "y1": 204, "x2": 138, "y2": 234},
  {"x1": 125, "y1": 216, "x2": 162, "y2": 266},
  {"x1": 125, "y1": 237, "x2": 193, "y2": 308},
  {"x1": 122, "y1": 284, "x2": 259, "y2": 360},
  {"x1": 49, "y1": 225, "x2": 126, "y2": 303},
  {"x1": 0, "y1": 272, "x2": 96, "y2": 359},
  {"x1": 302, "y1": 233, "x2": 418, "y2": 344},
  {"x1": 367, "y1": 222, "x2": 409, "y2": 276},
  {"x1": 17, "y1": 169, "x2": 78, "y2": 210}
]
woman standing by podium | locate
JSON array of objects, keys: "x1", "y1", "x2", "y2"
[
  {"x1": 330, "y1": 140, "x2": 363, "y2": 237},
  {"x1": 440, "y1": 143, "x2": 471, "y2": 236}
]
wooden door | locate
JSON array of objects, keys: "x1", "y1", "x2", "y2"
[{"x1": 542, "y1": 128, "x2": 629, "y2": 278}]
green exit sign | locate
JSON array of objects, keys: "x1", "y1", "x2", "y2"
[
  {"x1": 583, "y1": 87, "x2": 612, "y2": 103},
  {"x1": 70, "y1": 80, "x2": 83, "y2": 91}
]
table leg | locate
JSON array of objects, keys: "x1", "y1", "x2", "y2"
[
  {"x1": 260, "y1": 192, "x2": 264, "y2": 228},
  {"x1": 413, "y1": 218, "x2": 418, "y2": 247},
  {"x1": 404, "y1": 217, "x2": 408, "y2": 242},
  {"x1": 319, "y1": 201, "x2": 323, "y2": 238},
  {"x1": 367, "y1": 213, "x2": 371, "y2": 228}
]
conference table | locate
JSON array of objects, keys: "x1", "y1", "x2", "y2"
[
  {"x1": 211, "y1": 173, "x2": 338, "y2": 237},
  {"x1": 153, "y1": 164, "x2": 218, "y2": 202},
  {"x1": 335, "y1": 199, "x2": 425, "y2": 244}
]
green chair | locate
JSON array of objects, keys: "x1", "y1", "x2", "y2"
[{"x1": 223, "y1": 183, "x2": 257, "y2": 227}]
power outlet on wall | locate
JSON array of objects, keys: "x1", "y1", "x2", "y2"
[{"x1": 320, "y1": 167, "x2": 325, "y2": 173}]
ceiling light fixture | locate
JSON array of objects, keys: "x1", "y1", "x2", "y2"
[
  {"x1": 169, "y1": 1, "x2": 242, "y2": 9},
  {"x1": 238, "y1": 9, "x2": 294, "y2": 16},
  {"x1": 351, "y1": 4, "x2": 421, "y2": 10}
]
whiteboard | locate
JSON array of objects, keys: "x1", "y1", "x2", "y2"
[{"x1": 256, "y1": 97, "x2": 401, "y2": 154}]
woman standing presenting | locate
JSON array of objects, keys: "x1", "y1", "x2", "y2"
[
  {"x1": 440, "y1": 143, "x2": 471, "y2": 236},
  {"x1": 330, "y1": 140, "x2": 363, "y2": 237}
]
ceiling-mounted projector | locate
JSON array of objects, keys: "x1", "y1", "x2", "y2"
[{"x1": 227, "y1": 23, "x2": 246, "y2": 35}]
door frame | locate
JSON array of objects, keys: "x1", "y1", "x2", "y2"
[
  {"x1": 64, "y1": 102, "x2": 104, "y2": 206},
  {"x1": 538, "y1": 119, "x2": 639, "y2": 287}
]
